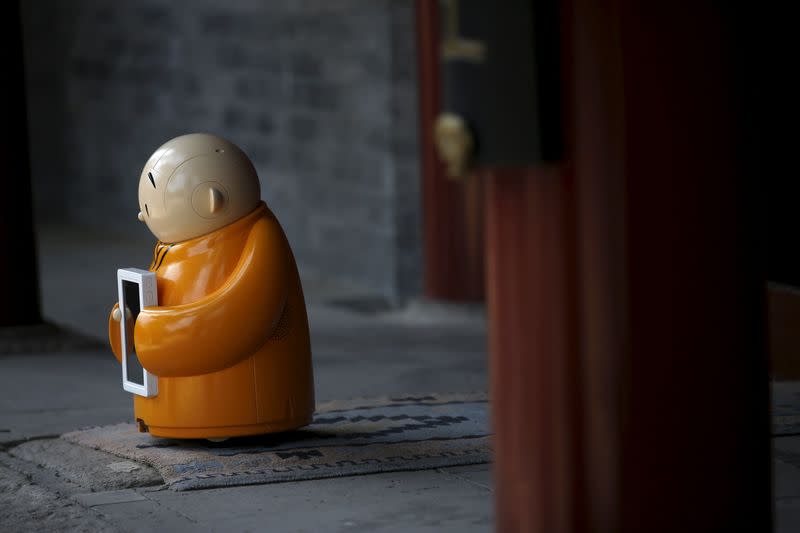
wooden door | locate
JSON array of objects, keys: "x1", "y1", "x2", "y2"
[{"x1": 416, "y1": 0, "x2": 485, "y2": 302}]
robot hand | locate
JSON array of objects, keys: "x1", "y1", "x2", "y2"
[
  {"x1": 110, "y1": 304, "x2": 135, "y2": 356},
  {"x1": 111, "y1": 306, "x2": 133, "y2": 322}
]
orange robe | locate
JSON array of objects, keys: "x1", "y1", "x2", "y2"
[{"x1": 108, "y1": 202, "x2": 314, "y2": 439}]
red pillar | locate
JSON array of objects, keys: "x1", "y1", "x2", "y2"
[
  {"x1": 487, "y1": 0, "x2": 770, "y2": 531},
  {"x1": 487, "y1": 166, "x2": 582, "y2": 532}
]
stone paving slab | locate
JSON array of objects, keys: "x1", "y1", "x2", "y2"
[
  {"x1": 0, "y1": 452, "x2": 118, "y2": 532},
  {"x1": 4, "y1": 436, "x2": 493, "y2": 533},
  {"x1": 10, "y1": 438, "x2": 162, "y2": 492},
  {"x1": 0, "y1": 323, "x2": 103, "y2": 355},
  {"x1": 0, "y1": 352, "x2": 132, "y2": 445},
  {"x1": 137, "y1": 467, "x2": 493, "y2": 533},
  {"x1": 74, "y1": 489, "x2": 148, "y2": 507}
]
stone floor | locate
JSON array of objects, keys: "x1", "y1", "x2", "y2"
[
  {"x1": 1, "y1": 224, "x2": 492, "y2": 532},
  {"x1": 0, "y1": 224, "x2": 796, "y2": 531}
]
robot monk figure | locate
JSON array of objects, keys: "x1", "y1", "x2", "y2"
[{"x1": 108, "y1": 133, "x2": 314, "y2": 439}]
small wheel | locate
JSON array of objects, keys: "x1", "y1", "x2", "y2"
[{"x1": 206, "y1": 437, "x2": 229, "y2": 443}]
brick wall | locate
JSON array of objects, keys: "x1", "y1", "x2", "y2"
[{"x1": 21, "y1": 0, "x2": 422, "y2": 303}]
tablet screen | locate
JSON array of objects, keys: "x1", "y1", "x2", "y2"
[{"x1": 122, "y1": 280, "x2": 145, "y2": 386}]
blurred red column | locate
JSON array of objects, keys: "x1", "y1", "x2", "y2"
[
  {"x1": 0, "y1": 1, "x2": 42, "y2": 326},
  {"x1": 487, "y1": 0, "x2": 770, "y2": 531},
  {"x1": 487, "y1": 165, "x2": 583, "y2": 532}
]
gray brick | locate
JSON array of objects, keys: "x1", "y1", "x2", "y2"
[
  {"x1": 201, "y1": 12, "x2": 251, "y2": 34},
  {"x1": 235, "y1": 76, "x2": 283, "y2": 100},
  {"x1": 291, "y1": 81, "x2": 341, "y2": 111},
  {"x1": 256, "y1": 114, "x2": 274, "y2": 135},
  {"x1": 241, "y1": 142, "x2": 272, "y2": 168},
  {"x1": 103, "y1": 37, "x2": 126, "y2": 57},
  {"x1": 216, "y1": 43, "x2": 282, "y2": 71},
  {"x1": 135, "y1": 6, "x2": 176, "y2": 29},
  {"x1": 71, "y1": 58, "x2": 112, "y2": 80},
  {"x1": 131, "y1": 92, "x2": 159, "y2": 115},
  {"x1": 223, "y1": 107, "x2": 247, "y2": 129},
  {"x1": 178, "y1": 74, "x2": 201, "y2": 96},
  {"x1": 288, "y1": 115, "x2": 317, "y2": 142},
  {"x1": 290, "y1": 52, "x2": 323, "y2": 78},
  {"x1": 89, "y1": 6, "x2": 117, "y2": 25}
]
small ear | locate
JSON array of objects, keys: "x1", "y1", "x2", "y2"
[{"x1": 209, "y1": 187, "x2": 225, "y2": 214}]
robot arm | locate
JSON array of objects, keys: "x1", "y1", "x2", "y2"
[
  {"x1": 108, "y1": 304, "x2": 136, "y2": 364},
  {"x1": 133, "y1": 217, "x2": 289, "y2": 377},
  {"x1": 108, "y1": 303, "x2": 123, "y2": 364}
]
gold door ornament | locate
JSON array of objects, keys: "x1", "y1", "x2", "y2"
[{"x1": 434, "y1": 112, "x2": 475, "y2": 180}]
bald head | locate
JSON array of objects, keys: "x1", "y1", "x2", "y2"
[{"x1": 137, "y1": 133, "x2": 261, "y2": 243}]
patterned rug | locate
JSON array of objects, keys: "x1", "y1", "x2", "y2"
[
  {"x1": 63, "y1": 392, "x2": 491, "y2": 491},
  {"x1": 773, "y1": 411, "x2": 800, "y2": 436},
  {"x1": 772, "y1": 381, "x2": 800, "y2": 436}
]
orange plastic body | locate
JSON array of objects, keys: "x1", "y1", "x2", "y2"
[{"x1": 108, "y1": 202, "x2": 314, "y2": 439}]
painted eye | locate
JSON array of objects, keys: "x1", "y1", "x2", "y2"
[
  {"x1": 148, "y1": 172, "x2": 156, "y2": 188},
  {"x1": 145, "y1": 204, "x2": 150, "y2": 216}
]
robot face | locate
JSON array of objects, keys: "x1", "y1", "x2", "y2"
[
  {"x1": 136, "y1": 134, "x2": 261, "y2": 243},
  {"x1": 137, "y1": 167, "x2": 164, "y2": 228}
]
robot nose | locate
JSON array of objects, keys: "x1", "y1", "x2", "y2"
[{"x1": 138, "y1": 211, "x2": 144, "y2": 222}]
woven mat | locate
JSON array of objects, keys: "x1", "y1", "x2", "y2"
[
  {"x1": 773, "y1": 403, "x2": 800, "y2": 436},
  {"x1": 63, "y1": 392, "x2": 491, "y2": 491},
  {"x1": 771, "y1": 381, "x2": 800, "y2": 436},
  {"x1": 773, "y1": 415, "x2": 800, "y2": 436}
]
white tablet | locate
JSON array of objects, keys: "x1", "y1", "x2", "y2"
[{"x1": 117, "y1": 268, "x2": 159, "y2": 397}]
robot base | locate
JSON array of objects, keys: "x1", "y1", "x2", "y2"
[{"x1": 138, "y1": 415, "x2": 313, "y2": 440}]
